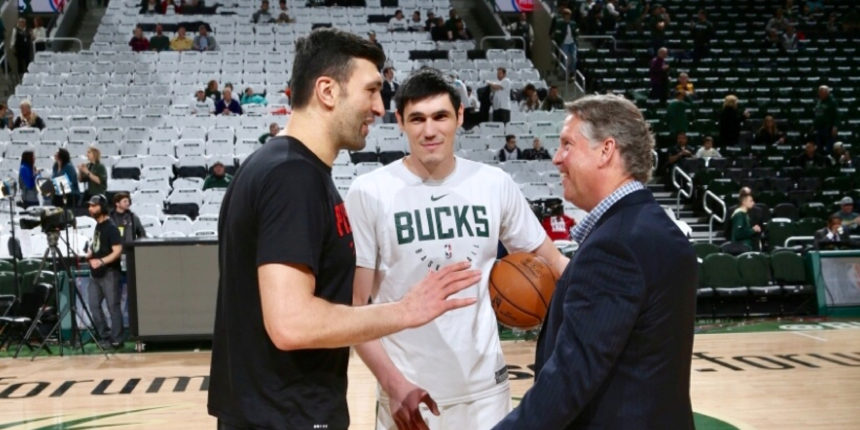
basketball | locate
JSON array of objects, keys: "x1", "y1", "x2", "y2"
[{"x1": 489, "y1": 252, "x2": 557, "y2": 329}]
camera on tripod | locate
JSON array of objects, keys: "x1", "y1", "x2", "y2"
[{"x1": 20, "y1": 206, "x2": 77, "y2": 232}]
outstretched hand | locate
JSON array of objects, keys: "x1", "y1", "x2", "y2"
[{"x1": 401, "y1": 261, "x2": 480, "y2": 328}]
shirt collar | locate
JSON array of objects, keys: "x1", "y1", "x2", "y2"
[{"x1": 570, "y1": 181, "x2": 645, "y2": 244}]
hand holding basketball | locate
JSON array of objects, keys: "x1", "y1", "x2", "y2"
[
  {"x1": 490, "y1": 253, "x2": 557, "y2": 329},
  {"x1": 401, "y1": 261, "x2": 480, "y2": 328}
]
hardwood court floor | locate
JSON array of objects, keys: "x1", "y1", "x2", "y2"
[{"x1": 0, "y1": 330, "x2": 858, "y2": 429}]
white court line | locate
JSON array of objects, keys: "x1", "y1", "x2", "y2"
[{"x1": 789, "y1": 331, "x2": 828, "y2": 342}]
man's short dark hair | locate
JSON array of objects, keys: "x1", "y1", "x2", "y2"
[
  {"x1": 505, "y1": 134, "x2": 515, "y2": 142},
  {"x1": 828, "y1": 214, "x2": 842, "y2": 226},
  {"x1": 393, "y1": 68, "x2": 461, "y2": 118},
  {"x1": 290, "y1": 28, "x2": 385, "y2": 110}
]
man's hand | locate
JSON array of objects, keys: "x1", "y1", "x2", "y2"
[
  {"x1": 753, "y1": 225, "x2": 761, "y2": 233},
  {"x1": 390, "y1": 380, "x2": 439, "y2": 430},
  {"x1": 78, "y1": 163, "x2": 89, "y2": 174},
  {"x1": 400, "y1": 261, "x2": 480, "y2": 328},
  {"x1": 89, "y1": 258, "x2": 103, "y2": 269}
]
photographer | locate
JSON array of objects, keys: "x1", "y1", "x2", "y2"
[{"x1": 86, "y1": 195, "x2": 124, "y2": 349}]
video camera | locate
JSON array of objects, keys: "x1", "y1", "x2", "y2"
[{"x1": 20, "y1": 206, "x2": 77, "y2": 232}]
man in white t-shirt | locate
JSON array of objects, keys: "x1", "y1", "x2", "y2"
[
  {"x1": 388, "y1": 9, "x2": 409, "y2": 32},
  {"x1": 487, "y1": 67, "x2": 512, "y2": 123},
  {"x1": 346, "y1": 68, "x2": 569, "y2": 430}
]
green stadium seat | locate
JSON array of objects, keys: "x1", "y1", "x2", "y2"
[
  {"x1": 17, "y1": 259, "x2": 42, "y2": 275},
  {"x1": 766, "y1": 219, "x2": 797, "y2": 251},
  {"x1": 702, "y1": 253, "x2": 748, "y2": 317},
  {"x1": 771, "y1": 250, "x2": 815, "y2": 315},
  {"x1": 737, "y1": 252, "x2": 782, "y2": 316},
  {"x1": 0, "y1": 260, "x2": 12, "y2": 272},
  {"x1": 693, "y1": 243, "x2": 720, "y2": 261}
]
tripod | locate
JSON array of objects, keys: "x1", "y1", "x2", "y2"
[{"x1": 15, "y1": 229, "x2": 107, "y2": 359}]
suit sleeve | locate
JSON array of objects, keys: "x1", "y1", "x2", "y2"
[{"x1": 493, "y1": 237, "x2": 645, "y2": 429}]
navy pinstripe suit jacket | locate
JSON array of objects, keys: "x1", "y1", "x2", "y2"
[{"x1": 494, "y1": 189, "x2": 697, "y2": 429}]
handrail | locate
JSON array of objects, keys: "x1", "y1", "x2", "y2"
[
  {"x1": 784, "y1": 236, "x2": 814, "y2": 248},
  {"x1": 550, "y1": 41, "x2": 569, "y2": 97},
  {"x1": 0, "y1": 41, "x2": 6, "y2": 76},
  {"x1": 32, "y1": 37, "x2": 83, "y2": 53},
  {"x1": 574, "y1": 69, "x2": 585, "y2": 93},
  {"x1": 703, "y1": 190, "x2": 726, "y2": 244},
  {"x1": 671, "y1": 166, "x2": 693, "y2": 219},
  {"x1": 479, "y1": 35, "x2": 526, "y2": 51},
  {"x1": 577, "y1": 35, "x2": 617, "y2": 51}
]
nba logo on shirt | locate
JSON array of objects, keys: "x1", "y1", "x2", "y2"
[{"x1": 444, "y1": 244, "x2": 452, "y2": 259}]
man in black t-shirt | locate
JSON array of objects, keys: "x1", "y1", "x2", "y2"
[
  {"x1": 208, "y1": 28, "x2": 481, "y2": 430},
  {"x1": 85, "y1": 194, "x2": 124, "y2": 349}
]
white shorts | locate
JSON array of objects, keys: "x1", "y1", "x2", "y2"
[{"x1": 376, "y1": 388, "x2": 512, "y2": 430}]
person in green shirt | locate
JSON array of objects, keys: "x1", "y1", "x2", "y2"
[
  {"x1": 202, "y1": 161, "x2": 233, "y2": 191},
  {"x1": 813, "y1": 85, "x2": 839, "y2": 153},
  {"x1": 730, "y1": 192, "x2": 761, "y2": 250},
  {"x1": 150, "y1": 24, "x2": 170, "y2": 52},
  {"x1": 258, "y1": 122, "x2": 280, "y2": 144},
  {"x1": 666, "y1": 90, "x2": 692, "y2": 136},
  {"x1": 78, "y1": 146, "x2": 108, "y2": 202}
]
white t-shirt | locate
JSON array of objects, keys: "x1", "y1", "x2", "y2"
[
  {"x1": 388, "y1": 16, "x2": 408, "y2": 31},
  {"x1": 491, "y1": 78, "x2": 512, "y2": 111},
  {"x1": 346, "y1": 157, "x2": 546, "y2": 405}
]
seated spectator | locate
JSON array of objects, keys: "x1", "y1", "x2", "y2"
[
  {"x1": 193, "y1": 24, "x2": 217, "y2": 51},
  {"x1": 276, "y1": 12, "x2": 293, "y2": 24},
  {"x1": 253, "y1": 0, "x2": 275, "y2": 23},
  {"x1": 445, "y1": 9, "x2": 461, "y2": 33},
  {"x1": 766, "y1": 8, "x2": 788, "y2": 34},
  {"x1": 541, "y1": 202, "x2": 575, "y2": 241},
  {"x1": 203, "y1": 161, "x2": 233, "y2": 190},
  {"x1": 730, "y1": 192, "x2": 761, "y2": 251},
  {"x1": 498, "y1": 135, "x2": 521, "y2": 161},
  {"x1": 793, "y1": 141, "x2": 829, "y2": 168},
  {"x1": 215, "y1": 88, "x2": 242, "y2": 115},
  {"x1": 12, "y1": 100, "x2": 45, "y2": 130},
  {"x1": 667, "y1": 132, "x2": 695, "y2": 168},
  {"x1": 170, "y1": 26, "x2": 193, "y2": 51},
  {"x1": 815, "y1": 215, "x2": 849, "y2": 250},
  {"x1": 0, "y1": 103, "x2": 11, "y2": 129},
  {"x1": 764, "y1": 28, "x2": 781, "y2": 50},
  {"x1": 718, "y1": 94, "x2": 749, "y2": 146},
  {"x1": 278, "y1": 0, "x2": 288, "y2": 13},
  {"x1": 140, "y1": 0, "x2": 166, "y2": 14},
  {"x1": 831, "y1": 141, "x2": 853, "y2": 167},
  {"x1": 259, "y1": 122, "x2": 280, "y2": 143},
  {"x1": 409, "y1": 11, "x2": 424, "y2": 31},
  {"x1": 388, "y1": 10, "x2": 408, "y2": 32},
  {"x1": 755, "y1": 115, "x2": 784, "y2": 146},
  {"x1": 541, "y1": 85, "x2": 565, "y2": 111},
  {"x1": 368, "y1": 31, "x2": 383, "y2": 51},
  {"x1": 430, "y1": 17, "x2": 451, "y2": 41},
  {"x1": 834, "y1": 196, "x2": 860, "y2": 232},
  {"x1": 425, "y1": 11, "x2": 437, "y2": 31},
  {"x1": 695, "y1": 136, "x2": 722, "y2": 159},
  {"x1": 150, "y1": 24, "x2": 170, "y2": 51},
  {"x1": 666, "y1": 90, "x2": 692, "y2": 135},
  {"x1": 780, "y1": 25, "x2": 799, "y2": 51},
  {"x1": 522, "y1": 137, "x2": 551, "y2": 160},
  {"x1": 129, "y1": 26, "x2": 150, "y2": 52},
  {"x1": 519, "y1": 84, "x2": 541, "y2": 112},
  {"x1": 675, "y1": 72, "x2": 694, "y2": 99},
  {"x1": 205, "y1": 79, "x2": 221, "y2": 101},
  {"x1": 241, "y1": 87, "x2": 267, "y2": 105},
  {"x1": 452, "y1": 19, "x2": 472, "y2": 40},
  {"x1": 466, "y1": 86, "x2": 480, "y2": 112},
  {"x1": 19, "y1": 151, "x2": 39, "y2": 208},
  {"x1": 78, "y1": 146, "x2": 108, "y2": 202},
  {"x1": 191, "y1": 90, "x2": 215, "y2": 114}
]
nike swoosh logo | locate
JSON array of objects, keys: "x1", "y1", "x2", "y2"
[{"x1": 430, "y1": 194, "x2": 449, "y2": 202}]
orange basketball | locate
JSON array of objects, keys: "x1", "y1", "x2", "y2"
[{"x1": 489, "y1": 252, "x2": 557, "y2": 329}]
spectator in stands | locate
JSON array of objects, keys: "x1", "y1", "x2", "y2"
[
  {"x1": 259, "y1": 122, "x2": 280, "y2": 144},
  {"x1": 464, "y1": 85, "x2": 480, "y2": 129},
  {"x1": 508, "y1": 13, "x2": 533, "y2": 56},
  {"x1": 140, "y1": 0, "x2": 166, "y2": 14},
  {"x1": 19, "y1": 151, "x2": 39, "y2": 208},
  {"x1": 755, "y1": 115, "x2": 785, "y2": 146},
  {"x1": 541, "y1": 201, "x2": 575, "y2": 241},
  {"x1": 523, "y1": 137, "x2": 551, "y2": 160},
  {"x1": 813, "y1": 85, "x2": 839, "y2": 153},
  {"x1": 649, "y1": 47, "x2": 670, "y2": 104},
  {"x1": 666, "y1": 90, "x2": 691, "y2": 136},
  {"x1": 52, "y1": 148, "x2": 80, "y2": 206},
  {"x1": 794, "y1": 140, "x2": 829, "y2": 168},
  {"x1": 691, "y1": 9, "x2": 714, "y2": 61},
  {"x1": 12, "y1": 100, "x2": 46, "y2": 130},
  {"x1": 825, "y1": 12, "x2": 841, "y2": 35},
  {"x1": 452, "y1": 19, "x2": 472, "y2": 40},
  {"x1": 730, "y1": 193, "x2": 761, "y2": 251},
  {"x1": 519, "y1": 84, "x2": 541, "y2": 112},
  {"x1": 831, "y1": 141, "x2": 852, "y2": 167},
  {"x1": 253, "y1": 0, "x2": 275, "y2": 24},
  {"x1": 780, "y1": 24, "x2": 799, "y2": 51},
  {"x1": 388, "y1": 10, "x2": 408, "y2": 32},
  {"x1": 498, "y1": 135, "x2": 522, "y2": 161},
  {"x1": 278, "y1": 0, "x2": 288, "y2": 14},
  {"x1": 11, "y1": 18, "x2": 32, "y2": 76},
  {"x1": 78, "y1": 146, "x2": 108, "y2": 203},
  {"x1": 541, "y1": 85, "x2": 565, "y2": 111},
  {"x1": 110, "y1": 191, "x2": 147, "y2": 247},
  {"x1": 430, "y1": 17, "x2": 450, "y2": 41},
  {"x1": 240, "y1": 87, "x2": 267, "y2": 105},
  {"x1": 0, "y1": 103, "x2": 11, "y2": 129},
  {"x1": 695, "y1": 136, "x2": 722, "y2": 159},
  {"x1": 129, "y1": 26, "x2": 150, "y2": 52},
  {"x1": 193, "y1": 24, "x2": 217, "y2": 51},
  {"x1": 675, "y1": 72, "x2": 694, "y2": 99},
  {"x1": 381, "y1": 66, "x2": 398, "y2": 121},
  {"x1": 766, "y1": 8, "x2": 789, "y2": 34},
  {"x1": 445, "y1": 9, "x2": 461, "y2": 33},
  {"x1": 367, "y1": 31, "x2": 383, "y2": 51},
  {"x1": 814, "y1": 215, "x2": 848, "y2": 250},
  {"x1": 205, "y1": 79, "x2": 221, "y2": 101},
  {"x1": 32, "y1": 17, "x2": 46, "y2": 52},
  {"x1": 409, "y1": 11, "x2": 424, "y2": 32},
  {"x1": 149, "y1": 24, "x2": 170, "y2": 51},
  {"x1": 192, "y1": 90, "x2": 215, "y2": 114},
  {"x1": 622, "y1": 0, "x2": 646, "y2": 29},
  {"x1": 170, "y1": 26, "x2": 193, "y2": 51},
  {"x1": 833, "y1": 197, "x2": 860, "y2": 232},
  {"x1": 276, "y1": 12, "x2": 293, "y2": 24},
  {"x1": 203, "y1": 161, "x2": 233, "y2": 190},
  {"x1": 718, "y1": 94, "x2": 748, "y2": 146},
  {"x1": 667, "y1": 132, "x2": 695, "y2": 169},
  {"x1": 551, "y1": 8, "x2": 578, "y2": 80},
  {"x1": 215, "y1": 88, "x2": 242, "y2": 115},
  {"x1": 764, "y1": 28, "x2": 782, "y2": 50},
  {"x1": 487, "y1": 67, "x2": 512, "y2": 123}
]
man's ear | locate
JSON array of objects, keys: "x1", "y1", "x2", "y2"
[{"x1": 314, "y1": 76, "x2": 339, "y2": 110}]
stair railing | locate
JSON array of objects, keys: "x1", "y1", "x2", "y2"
[
  {"x1": 703, "y1": 190, "x2": 726, "y2": 245},
  {"x1": 671, "y1": 165, "x2": 693, "y2": 219}
]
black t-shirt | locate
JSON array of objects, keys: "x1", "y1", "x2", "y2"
[
  {"x1": 208, "y1": 136, "x2": 356, "y2": 429},
  {"x1": 91, "y1": 219, "x2": 122, "y2": 277}
]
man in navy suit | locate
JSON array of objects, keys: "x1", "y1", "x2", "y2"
[{"x1": 494, "y1": 94, "x2": 697, "y2": 429}]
